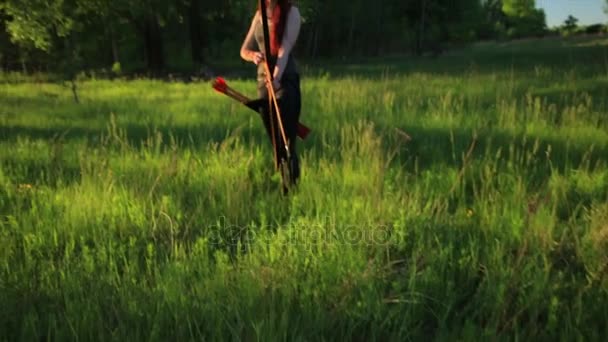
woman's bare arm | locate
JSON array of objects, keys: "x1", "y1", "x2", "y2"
[
  {"x1": 273, "y1": 6, "x2": 301, "y2": 81},
  {"x1": 240, "y1": 12, "x2": 262, "y2": 63}
]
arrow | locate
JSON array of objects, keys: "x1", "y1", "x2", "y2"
[{"x1": 212, "y1": 77, "x2": 311, "y2": 140}]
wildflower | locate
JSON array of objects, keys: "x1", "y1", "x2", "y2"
[{"x1": 17, "y1": 184, "x2": 34, "y2": 192}]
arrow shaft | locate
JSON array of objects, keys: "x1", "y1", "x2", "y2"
[{"x1": 263, "y1": 63, "x2": 290, "y2": 157}]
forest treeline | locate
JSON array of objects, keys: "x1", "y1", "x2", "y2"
[{"x1": 0, "y1": 0, "x2": 599, "y2": 75}]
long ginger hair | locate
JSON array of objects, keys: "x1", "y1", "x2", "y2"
[{"x1": 258, "y1": 0, "x2": 292, "y2": 55}]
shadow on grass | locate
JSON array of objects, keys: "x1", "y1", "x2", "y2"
[
  {"x1": 302, "y1": 36, "x2": 608, "y2": 79},
  {"x1": 388, "y1": 123, "x2": 607, "y2": 184}
]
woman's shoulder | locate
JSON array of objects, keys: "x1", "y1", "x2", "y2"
[{"x1": 288, "y1": 5, "x2": 301, "y2": 19}]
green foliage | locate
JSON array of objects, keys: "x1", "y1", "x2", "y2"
[
  {"x1": 111, "y1": 61, "x2": 121, "y2": 74},
  {"x1": 564, "y1": 15, "x2": 579, "y2": 29},
  {"x1": 439, "y1": 0, "x2": 485, "y2": 43},
  {"x1": 1, "y1": 0, "x2": 74, "y2": 51},
  {"x1": 0, "y1": 0, "x2": 550, "y2": 73},
  {"x1": 584, "y1": 23, "x2": 607, "y2": 34},
  {"x1": 506, "y1": 7, "x2": 546, "y2": 38},
  {"x1": 502, "y1": 0, "x2": 535, "y2": 18},
  {"x1": 496, "y1": 0, "x2": 547, "y2": 38},
  {"x1": 562, "y1": 14, "x2": 579, "y2": 34}
]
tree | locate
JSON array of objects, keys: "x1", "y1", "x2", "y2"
[
  {"x1": 563, "y1": 15, "x2": 578, "y2": 32},
  {"x1": 479, "y1": 0, "x2": 508, "y2": 39},
  {"x1": 502, "y1": 0, "x2": 535, "y2": 18},
  {"x1": 0, "y1": 0, "x2": 74, "y2": 51},
  {"x1": 1, "y1": 0, "x2": 86, "y2": 100},
  {"x1": 0, "y1": 9, "x2": 19, "y2": 71},
  {"x1": 501, "y1": 0, "x2": 546, "y2": 38},
  {"x1": 0, "y1": 0, "x2": 557, "y2": 74},
  {"x1": 92, "y1": 0, "x2": 170, "y2": 72}
]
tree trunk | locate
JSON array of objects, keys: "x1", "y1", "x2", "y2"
[
  {"x1": 314, "y1": 24, "x2": 321, "y2": 58},
  {"x1": 102, "y1": 14, "x2": 120, "y2": 67},
  {"x1": 306, "y1": 20, "x2": 318, "y2": 58},
  {"x1": 143, "y1": 15, "x2": 164, "y2": 73},
  {"x1": 418, "y1": 0, "x2": 427, "y2": 56},
  {"x1": 310, "y1": 23, "x2": 320, "y2": 58},
  {"x1": 20, "y1": 49, "x2": 27, "y2": 74},
  {"x1": 111, "y1": 29, "x2": 119, "y2": 64},
  {"x1": 71, "y1": 79, "x2": 79, "y2": 104},
  {"x1": 188, "y1": 0, "x2": 204, "y2": 66},
  {"x1": 347, "y1": 7, "x2": 357, "y2": 55},
  {"x1": 376, "y1": 5, "x2": 385, "y2": 55}
]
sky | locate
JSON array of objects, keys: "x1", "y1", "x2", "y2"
[{"x1": 536, "y1": 0, "x2": 608, "y2": 27}]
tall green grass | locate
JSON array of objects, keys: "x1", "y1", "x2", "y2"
[{"x1": 1, "y1": 36, "x2": 607, "y2": 340}]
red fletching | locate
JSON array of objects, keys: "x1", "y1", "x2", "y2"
[
  {"x1": 297, "y1": 123, "x2": 311, "y2": 140},
  {"x1": 212, "y1": 77, "x2": 228, "y2": 93}
]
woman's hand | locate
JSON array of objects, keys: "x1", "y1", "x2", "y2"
[
  {"x1": 265, "y1": 77, "x2": 281, "y2": 91},
  {"x1": 251, "y1": 52, "x2": 265, "y2": 65}
]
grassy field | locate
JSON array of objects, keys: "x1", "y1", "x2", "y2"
[{"x1": 1, "y1": 36, "x2": 608, "y2": 340}]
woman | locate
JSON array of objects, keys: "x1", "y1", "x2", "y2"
[{"x1": 240, "y1": 0, "x2": 302, "y2": 191}]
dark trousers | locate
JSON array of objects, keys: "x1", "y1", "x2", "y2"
[{"x1": 257, "y1": 72, "x2": 301, "y2": 185}]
